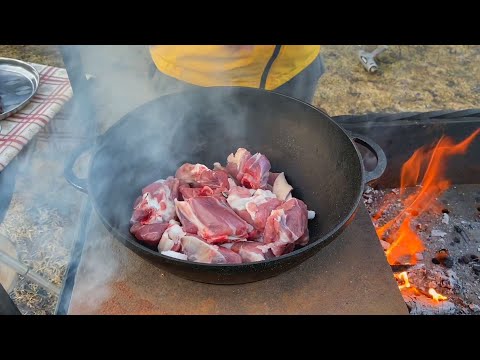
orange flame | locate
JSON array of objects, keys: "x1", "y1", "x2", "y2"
[
  {"x1": 377, "y1": 129, "x2": 480, "y2": 265},
  {"x1": 428, "y1": 288, "x2": 447, "y2": 302},
  {"x1": 395, "y1": 272, "x2": 448, "y2": 303},
  {"x1": 386, "y1": 219, "x2": 425, "y2": 265}
]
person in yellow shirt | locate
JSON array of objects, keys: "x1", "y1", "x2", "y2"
[{"x1": 149, "y1": 45, "x2": 324, "y2": 104}]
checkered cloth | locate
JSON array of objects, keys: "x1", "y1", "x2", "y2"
[{"x1": 0, "y1": 63, "x2": 73, "y2": 171}]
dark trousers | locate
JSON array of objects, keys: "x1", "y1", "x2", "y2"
[{"x1": 151, "y1": 55, "x2": 326, "y2": 104}]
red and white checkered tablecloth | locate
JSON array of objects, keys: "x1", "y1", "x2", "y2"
[{"x1": 0, "y1": 63, "x2": 73, "y2": 171}]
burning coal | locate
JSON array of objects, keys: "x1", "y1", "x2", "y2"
[
  {"x1": 375, "y1": 129, "x2": 480, "y2": 266},
  {"x1": 428, "y1": 288, "x2": 448, "y2": 302},
  {"x1": 395, "y1": 271, "x2": 448, "y2": 302},
  {"x1": 396, "y1": 271, "x2": 411, "y2": 289}
]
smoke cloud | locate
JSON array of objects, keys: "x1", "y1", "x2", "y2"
[{"x1": 56, "y1": 45, "x2": 250, "y2": 313}]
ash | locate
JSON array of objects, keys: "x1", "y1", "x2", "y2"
[{"x1": 364, "y1": 184, "x2": 480, "y2": 315}]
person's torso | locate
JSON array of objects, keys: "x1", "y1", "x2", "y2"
[{"x1": 150, "y1": 45, "x2": 321, "y2": 90}]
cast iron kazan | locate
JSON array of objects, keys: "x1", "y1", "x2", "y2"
[{"x1": 65, "y1": 87, "x2": 386, "y2": 284}]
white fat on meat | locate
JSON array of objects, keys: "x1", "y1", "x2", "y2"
[
  {"x1": 220, "y1": 239, "x2": 247, "y2": 250},
  {"x1": 228, "y1": 178, "x2": 238, "y2": 189},
  {"x1": 213, "y1": 162, "x2": 223, "y2": 170},
  {"x1": 161, "y1": 251, "x2": 188, "y2": 261},
  {"x1": 227, "y1": 188, "x2": 276, "y2": 212},
  {"x1": 231, "y1": 242, "x2": 267, "y2": 263},
  {"x1": 244, "y1": 189, "x2": 278, "y2": 219},
  {"x1": 145, "y1": 192, "x2": 175, "y2": 223},
  {"x1": 226, "y1": 148, "x2": 251, "y2": 179},
  {"x1": 266, "y1": 209, "x2": 291, "y2": 245},
  {"x1": 227, "y1": 148, "x2": 250, "y2": 168},
  {"x1": 308, "y1": 210, "x2": 316, "y2": 220},
  {"x1": 239, "y1": 249, "x2": 264, "y2": 262},
  {"x1": 133, "y1": 178, "x2": 177, "y2": 224},
  {"x1": 181, "y1": 164, "x2": 209, "y2": 183},
  {"x1": 226, "y1": 187, "x2": 256, "y2": 210},
  {"x1": 180, "y1": 236, "x2": 227, "y2": 264},
  {"x1": 157, "y1": 220, "x2": 186, "y2": 252},
  {"x1": 227, "y1": 187, "x2": 281, "y2": 231},
  {"x1": 272, "y1": 172, "x2": 293, "y2": 201}
]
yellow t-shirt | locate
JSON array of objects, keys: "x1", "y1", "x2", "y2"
[{"x1": 150, "y1": 45, "x2": 320, "y2": 90}]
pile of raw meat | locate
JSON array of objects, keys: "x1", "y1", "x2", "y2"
[{"x1": 129, "y1": 148, "x2": 315, "y2": 264}]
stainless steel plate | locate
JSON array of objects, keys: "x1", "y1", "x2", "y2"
[{"x1": 0, "y1": 57, "x2": 40, "y2": 121}]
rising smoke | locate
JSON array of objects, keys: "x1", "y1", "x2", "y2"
[{"x1": 58, "y1": 45, "x2": 250, "y2": 313}]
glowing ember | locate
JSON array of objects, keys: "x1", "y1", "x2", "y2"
[
  {"x1": 376, "y1": 129, "x2": 480, "y2": 265},
  {"x1": 394, "y1": 272, "x2": 448, "y2": 303},
  {"x1": 428, "y1": 288, "x2": 447, "y2": 302},
  {"x1": 396, "y1": 271, "x2": 411, "y2": 289}
]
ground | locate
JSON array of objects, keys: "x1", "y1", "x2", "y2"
[
  {"x1": 315, "y1": 45, "x2": 480, "y2": 115},
  {"x1": 0, "y1": 45, "x2": 479, "y2": 314}
]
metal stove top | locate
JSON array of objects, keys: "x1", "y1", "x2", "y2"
[{"x1": 60, "y1": 203, "x2": 407, "y2": 315}]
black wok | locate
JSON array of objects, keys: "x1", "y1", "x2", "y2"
[{"x1": 65, "y1": 87, "x2": 386, "y2": 284}]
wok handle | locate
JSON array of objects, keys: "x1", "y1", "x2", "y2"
[
  {"x1": 64, "y1": 142, "x2": 93, "y2": 194},
  {"x1": 348, "y1": 132, "x2": 387, "y2": 184}
]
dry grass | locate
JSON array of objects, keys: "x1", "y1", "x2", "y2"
[
  {"x1": 0, "y1": 45, "x2": 63, "y2": 67},
  {"x1": 315, "y1": 45, "x2": 480, "y2": 115}
]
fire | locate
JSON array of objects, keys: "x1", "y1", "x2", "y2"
[
  {"x1": 377, "y1": 129, "x2": 480, "y2": 265},
  {"x1": 386, "y1": 218, "x2": 425, "y2": 265},
  {"x1": 428, "y1": 288, "x2": 447, "y2": 302},
  {"x1": 396, "y1": 271, "x2": 411, "y2": 289},
  {"x1": 394, "y1": 272, "x2": 448, "y2": 302}
]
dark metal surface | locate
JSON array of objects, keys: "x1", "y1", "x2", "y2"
[
  {"x1": 63, "y1": 141, "x2": 93, "y2": 194},
  {"x1": 0, "y1": 283, "x2": 21, "y2": 315},
  {"x1": 337, "y1": 113, "x2": 480, "y2": 188},
  {"x1": 333, "y1": 108, "x2": 480, "y2": 123},
  {"x1": 0, "y1": 57, "x2": 39, "y2": 120},
  {"x1": 349, "y1": 132, "x2": 387, "y2": 184},
  {"x1": 55, "y1": 201, "x2": 92, "y2": 315},
  {"x1": 65, "y1": 87, "x2": 386, "y2": 284}
]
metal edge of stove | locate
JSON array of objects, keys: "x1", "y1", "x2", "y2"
[
  {"x1": 335, "y1": 111, "x2": 480, "y2": 188},
  {"x1": 0, "y1": 57, "x2": 40, "y2": 121},
  {"x1": 333, "y1": 108, "x2": 480, "y2": 125},
  {"x1": 55, "y1": 200, "x2": 92, "y2": 315},
  {"x1": 0, "y1": 157, "x2": 18, "y2": 225}
]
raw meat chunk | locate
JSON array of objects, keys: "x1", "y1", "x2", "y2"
[
  {"x1": 175, "y1": 196, "x2": 253, "y2": 244},
  {"x1": 130, "y1": 176, "x2": 179, "y2": 225},
  {"x1": 227, "y1": 186, "x2": 282, "y2": 232},
  {"x1": 226, "y1": 148, "x2": 271, "y2": 189},
  {"x1": 181, "y1": 235, "x2": 242, "y2": 264},
  {"x1": 157, "y1": 220, "x2": 186, "y2": 252},
  {"x1": 262, "y1": 198, "x2": 309, "y2": 256},
  {"x1": 130, "y1": 222, "x2": 169, "y2": 247},
  {"x1": 175, "y1": 163, "x2": 229, "y2": 190},
  {"x1": 231, "y1": 241, "x2": 272, "y2": 263}
]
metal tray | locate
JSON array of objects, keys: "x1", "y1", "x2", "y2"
[{"x1": 0, "y1": 57, "x2": 40, "y2": 121}]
